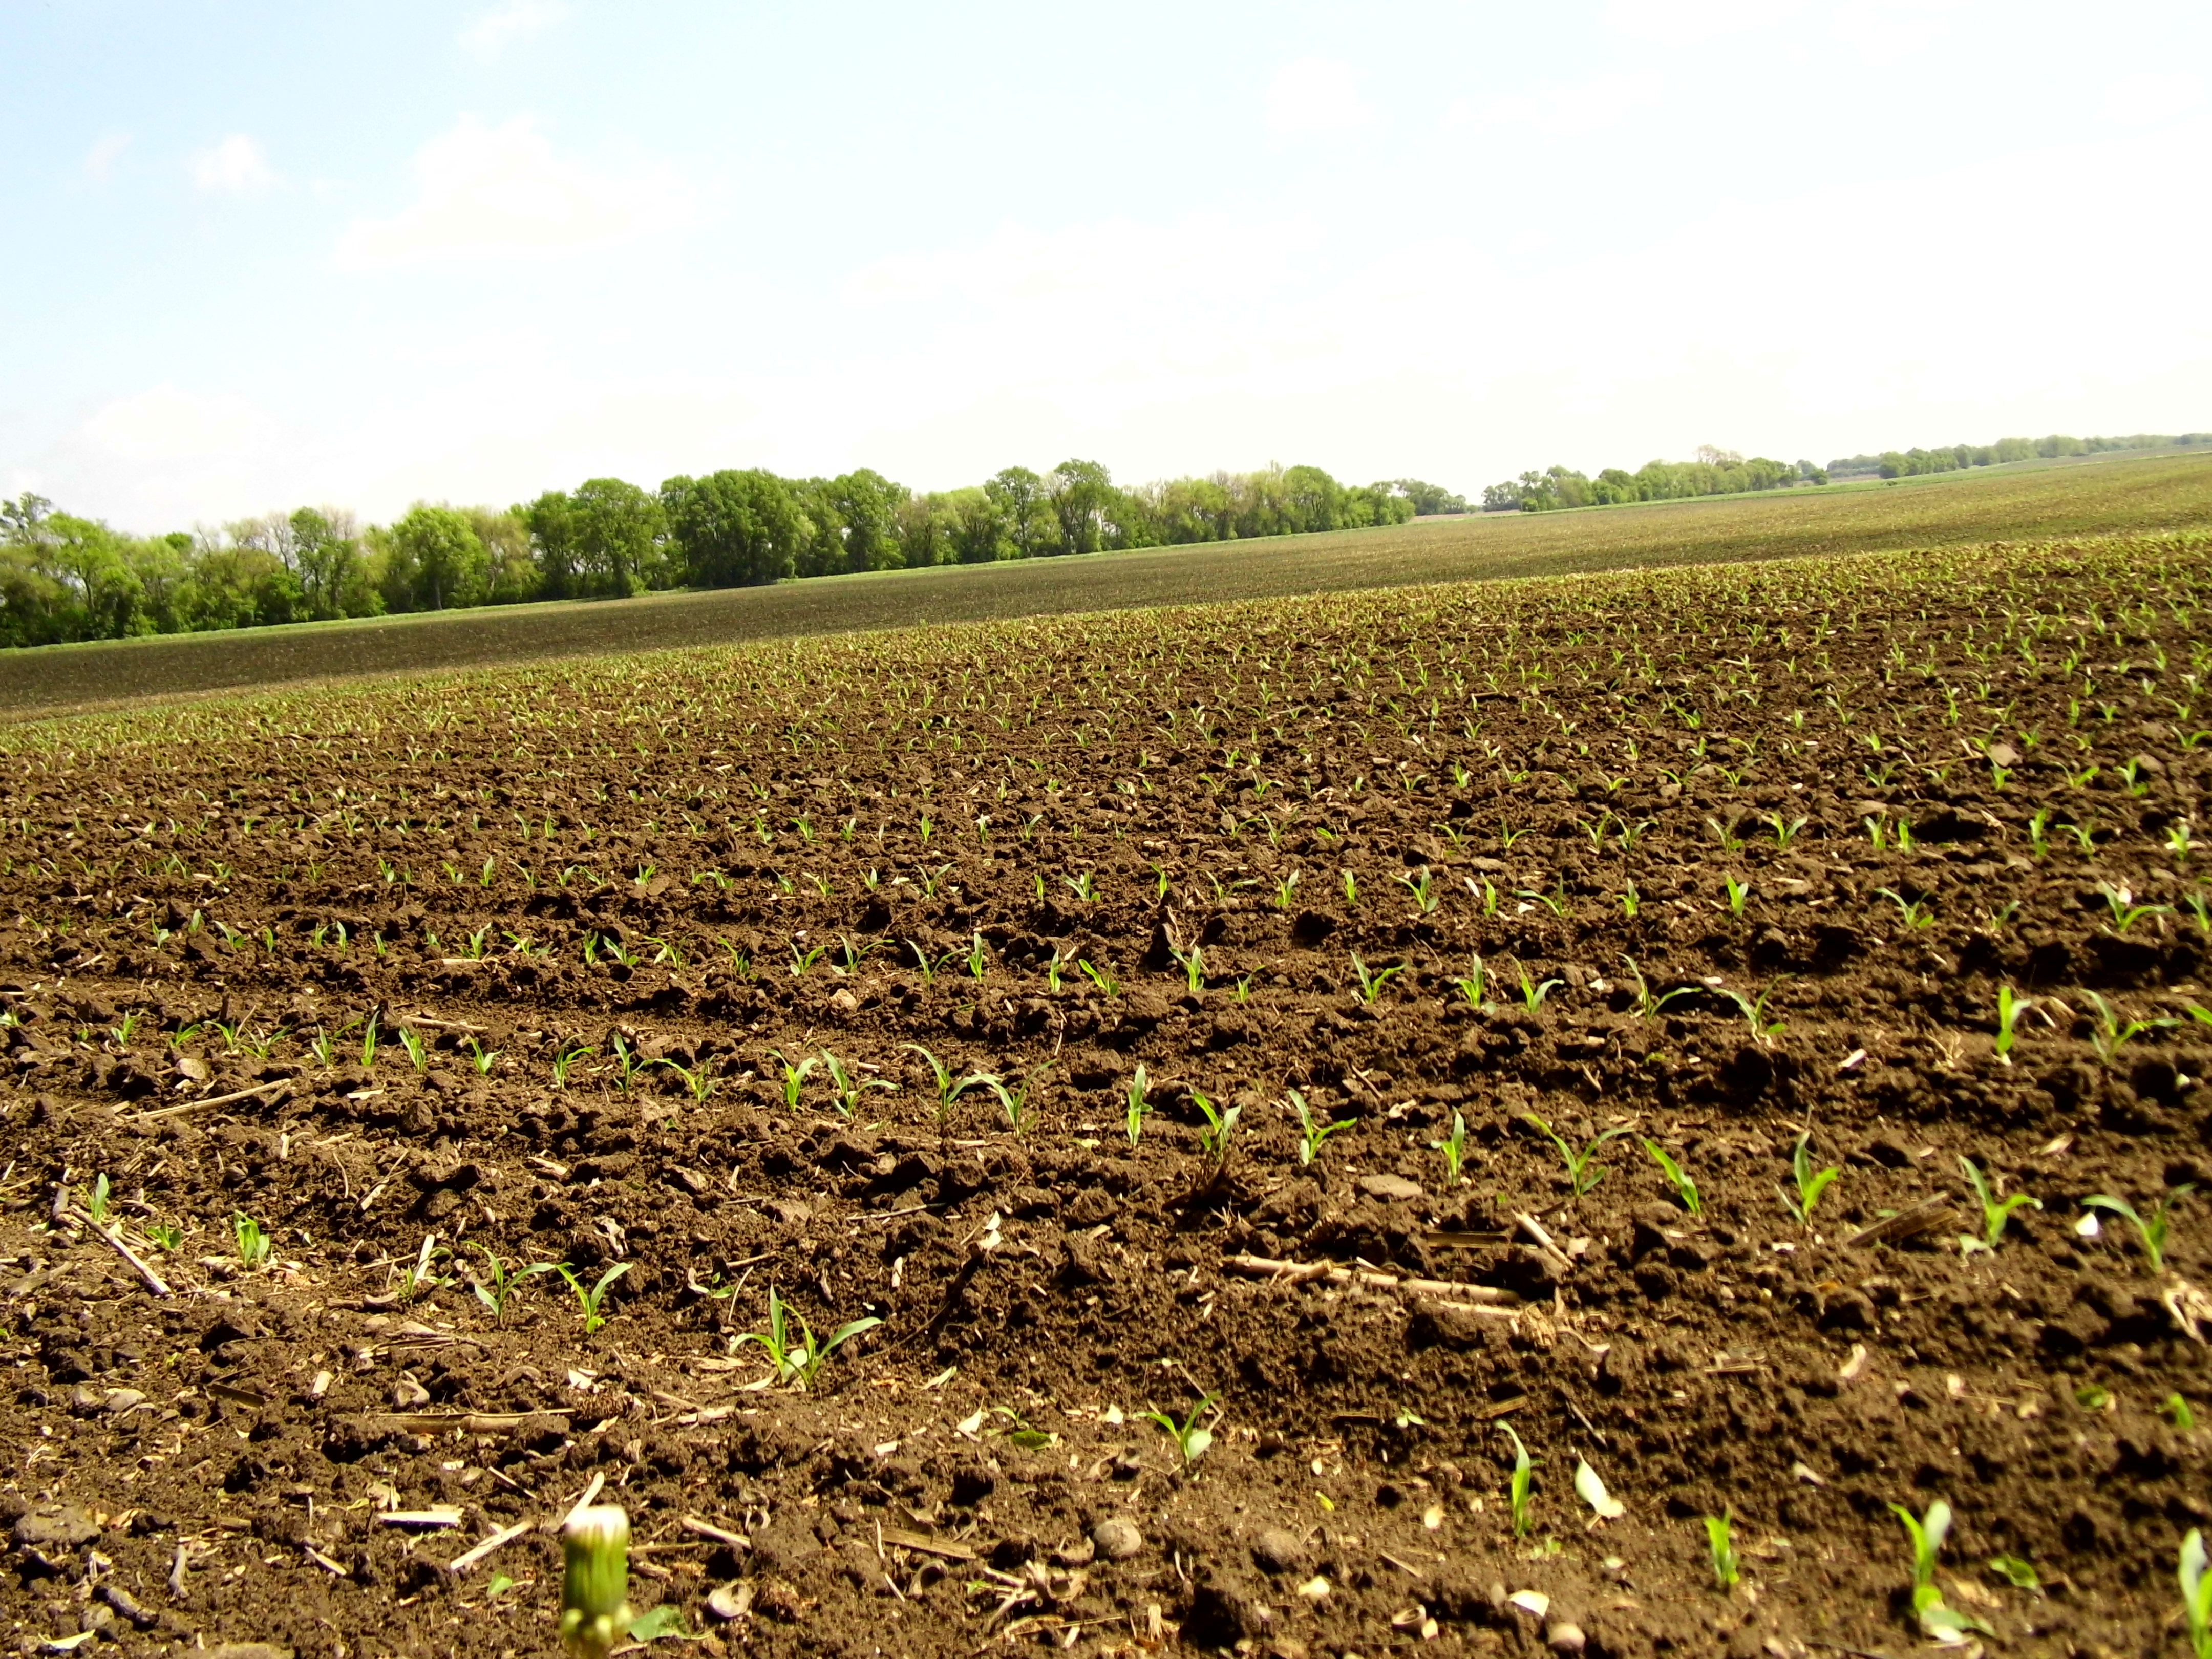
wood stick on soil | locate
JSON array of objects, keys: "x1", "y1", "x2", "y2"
[
  {"x1": 1840, "y1": 1195, "x2": 1954, "y2": 1249},
  {"x1": 132, "y1": 1079, "x2": 290, "y2": 1123},
  {"x1": 679, "y1": 1515, "x2": 748, "y2": 1548},
  {"x1": 1221, "y1": 1253, "x2": 1518, "y2": 1304},
  {"x1": 550, "y1": 1472, "x2": 606, "y2": 1531},
  {"x1": 1513, "y1": 1213, "x2": 1574, "y2": 1275},
  {"x1": 446, "y1": 1521, "x2": 531, "y2": 1574},
  {"x1": 73, "y1": 1210, "x2": 172, "y2": 1295}
]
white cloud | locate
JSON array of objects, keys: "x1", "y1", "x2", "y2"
[
  {"x1": 333, "y1": 114, "x2": 693, "y2": 269},
  {"x1": 1603, "y1": 0, "x2": 1811, "y2": 40},
  {"x1": 459, "y1": 0, "x2": 572, "y2": 60},
  {"x1": 79, "y1": 386, "x2": 273, "y2": 463},
  {"x1": 191, "y1": 133, "x2": 274, "y2": 194},
  {"x1": 2100, "y1": 70, "x2": 2205, "y2": 127},
  {"x1": 1451, "y1": 69, "x2": 1664, "y2": 137},
  {"x1": 84, "y1": 132, "x2": 132, "y2": 181},
  {"x1": 1266, "y1": 58, "x2": 1372, "y2": 135}
]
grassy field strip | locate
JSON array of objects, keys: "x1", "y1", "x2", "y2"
[{"x1": 4, "y1": 448, "x2": 2207, "y2": 722}]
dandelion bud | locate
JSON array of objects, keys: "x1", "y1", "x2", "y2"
[{"x1": 560, "y1": 1504, "x2": 632, "y2": 1659}]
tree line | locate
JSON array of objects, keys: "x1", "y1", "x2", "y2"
[
  {"x1": 0, "y1": 461, "x2": 1461, "y2": 649},
  {"x1": 1826, "y1": 430, "x2": 2211, "y2": 480},
  {"x1": 1482, "y1": 430, "x2": 2211, "y2": 512}
]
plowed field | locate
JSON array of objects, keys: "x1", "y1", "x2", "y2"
[{"x1": 2, "y1": 531, "x2": 2208, "y2": 1658}]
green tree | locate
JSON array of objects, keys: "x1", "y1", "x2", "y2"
[
  {"x1": 660, "y1": 469, "x2": 809, "y2": 587},
  {"x1": 1046, "y1": 459, "x2": 1114, "y2": 555},
  {"x1": 986, "y1": 466, "x2": 1049, "y2": 559},
  {"x1": 565, "y1": 478, "x2": 667, "y2": 597},
  {"x1": 389, "y1": 504, "x2": 488, "y2": 611},
  {"x1": 520, "y1": 490, "x2": 582, "y2": 599}
]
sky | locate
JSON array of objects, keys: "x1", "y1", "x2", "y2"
[{"x1": 2, "y1": 0, "x2": 2207, "y2": 533}]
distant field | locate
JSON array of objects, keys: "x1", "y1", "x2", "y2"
[{"x1": 5, "y1": 445, "x2": 2208, "y2": 720}]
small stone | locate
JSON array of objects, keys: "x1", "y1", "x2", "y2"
[
  {"x1": 1091, "y1": 1516, "x2": 1144, "y2": 1560},
  {"x1": 706, "y1": 1582, "x2": 753, "y2": 1622},
  {"x1": 390, "y1": 1373, "x2": 431, "y2": 1409},
  {"x1": 1357, "y1": 1173, "x2": 1424, "y2": 1203},
  {"x1": 13, "y1": 1507, "x2": 99, "y2": 1551},
  {"x1": 1249, "y1": 1526, "x2": 1306, "y2": 1575},
  {"x1": 828, "y1": 989, "x2": 859, "y2": 1013},
  {"x1": 1546, "y1": 1620, "x2": 1587, "y2": 1654},
  {"x1": 1985, "y1": 742, "x2": 2019, "y2": 769}
]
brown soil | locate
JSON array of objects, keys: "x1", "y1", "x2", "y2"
[{"x1": 0, "y1": 536, "x2": 2206, "y2": 1658}]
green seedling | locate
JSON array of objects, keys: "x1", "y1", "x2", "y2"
[
  {"x1": 1717, "y1": 979, "x2": 1785, "y2": 1039},
  {"x1": 1513, "y1": 960, "x2": 1564, "y2": 1011},
  {"x1": 144, "y1": 1222, "x2": 181, "y2": 1252},
  {"x1": 232, "y1": 1211, "x2": 273, "y2": 1268},
  {"x1": 551, "y1": 1041, "x2": 597, "y2": 1088},
  {"x1": 1169, "y1": 942, "x2": 1205, "y2": 993},
  {"x1": 1124, "y1": 1063, "x2": 1154, "y2": 1144},
  {"x1": 1192, "y1": 1090, "x2": 1241, "y2": 1164},
  {"x1": 470, "y1": 1247, "x2": 556, "y2": 1327},
  {"x1": 1959, "y1": 1157, "x2": 2039, "y2": 1250},
  {"x1": 986, "y1": 1068, "x2": 1045, "y2": 1136},
  {"x1": 1397, "y1": 867, "x2": 1440, "y2": 914},
  {"x1": 2182, "y1": 1530, "x2": 2212, "y2": 1659},
  {"x1": 906, "y1": 1043, "x2": 993, "y2": 1123},
  {"x1": 1704, "y1": 1513, "x2": 1740, "y2": 1590},
  {"x1": 790, "y1": 939, "x2": 830, "y2": 975},
  {"x1": 964, "y1": 931, "x2": 990, "y2": 981},
  {"x1": 2164, "y1": 1393, "x2": 2198, "y2": 1431},
  {"x1": 1992, "y1": 985, "x2": 2034, "y2": 1062},
  {"x1": 608, "y1": 1034, "x2": 644, "y2": 1091},
  {"x1": 1341, "y1": 868, "x2": 1358, "y2": 907},
  {"x1": 1451, "y1": 953, "x2": 1489, "y2": 1010},
  {"x1": 466, "y1": 1036, "x2": 501, "y2": 1076},
  {"x1": 1064, "y1": 870, "x2": 1098, "y2": 902},
  {"x1": 1890, "y1": 1499, "x2": 1988, "y2": 1640},
  {"x1": 1987, "y1": 1553, "x2": 2040, "y2": 1591},
  {"x1": 84, "y1": 1173, "x2": 111, "y2": 1227},
  {"x1": 1431, "y1": 1111, "x2": 1469, "y2": 1186},
  {"x1": 1766, "y1": 812, "x2": 1807, "y2": 849},
  {"x1": 560, "y1": 1504, "x2": 633, "y2": 1659},
  {"x1": 1777, "y1": 1132, "x2": 1839, "y2": 1226},
  {"x1": 398, "y1": 1026, "x2": 430, "y2": 1073},
  {"x1": 2083, "y1": 1186, "x2": 2190, "y2": 1273},
  {"x1": 769, "y1": 1048, "x2": 820, "y2": 1110},
  {"x1": 1290, "y1": 1088, "x2": 1355, "y2": 1166},
  {"x1": 821, "y1": 1050, "x2": 896, "y2": 1119},
  {"x1": 1503, "y1": 1424, "x2": 1537, "y2": 1537},
  {"x1": 1876, "y1": 886, "x2": 1934, "y2": 930},
  {"x1": 549, "y1": 1261, "x2": 632, "y2": 1335},
  {"x1": 2078, "y1": 988, "x2": 2178, "y2": 1066},
  {"x1": 2099, "y1": 882, "x2": 2171, "y2": 934},
  {"x1": 1622, "y1": 956, "x2": 1696, "y2": 1020},
  {"x1": 1141, "y1": 1393, "x2": 1217, "y2": 1468},
  {"x1": 651, "y1": 1057, "x2": 719, "y2": 1103},
  {"x1": 733, "y1": 1284, "x2": 881, "y2": 1388},
  {"x1": 1077, "y1": 959, "x2": 1120, "y2": 998},
  {"x1": 359, "y1": 1014, "x2": 381, "y2": 1068},
  {"x1": 1641, "y1": 1139, "x2": 1703, "y2": 1217},
  {"x1": 1523, "y1": 1112, "x2": 1630, "y2": 1197},
  {"x1": 1722, "y1": 875, "x2": 1751, "y2": 917},
  {"x1": 1349, "y1": 951, "x2": 1406, "y2": 1004}
]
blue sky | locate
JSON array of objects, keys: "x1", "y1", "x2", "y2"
[{"x1": 3, "y1": 0, "x2": 2206, "y2": 531}]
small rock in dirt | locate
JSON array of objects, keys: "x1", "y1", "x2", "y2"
[
  {"x1": 12, "y1": 1507, "x2": 99, "y2": 1551},
  {"x1": 1357, "y1": 1174, "x2": 1424, "y2": 1203},
  {"x1": 706, "y1": 1581, "x2": 753, "y2": 1622},
  {"x1": 1091, "y1": 1516, "x2": 1144, "y2": 1560},
  {"x1": 1249, "y1": 1526, "x2": 1306, "y2": 1575},
  {"x1": 1546, "y1": 1620, "x2": 1587, "y2": 1653},
  {"x1": 1051, "y1": 1537, "x2": 1096, "y2": 1568},
  {"x1": 390, "y1": 1372, "x2": 431, "y2": 1409},
  {"x1": 765, "y1": 1199, "x2": 812, "y2": 1226}
]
